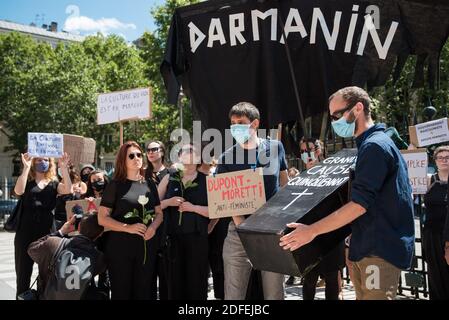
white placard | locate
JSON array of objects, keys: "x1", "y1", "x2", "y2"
[
  {"x1": 401, "y1": 150, "x2": 428, "y2": 194},
  {"x1": 97, "y1": 88, "x2": 151, "y2": 125},
  {"x1": 415, "y1": 118, "x2": 449, "y2": 147},
  {"x1": 28, "y1": 133, "x2": 64, "y2": 158}
]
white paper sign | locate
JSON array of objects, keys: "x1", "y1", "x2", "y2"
[
  {"x1": 28, "y1": 133, "x2": 64, "y2": 158},
  {"x1": 97, "y1": 88, "x2": 151, "y2": 125},
  {"x1": 415, "y1": 118, "x2": 449, "y2": 147},
  {"x1": 401, "y1": 150, "x2": 428, "y2": 194}
]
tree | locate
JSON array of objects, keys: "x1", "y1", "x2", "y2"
[
  {"x1": 137, "y1": 0, "x2": 199, "y2": 152},
  {"x1": 0, "y1": 32, "x2": 150, "y2": 160}
]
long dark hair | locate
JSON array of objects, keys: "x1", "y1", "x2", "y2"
[
  {"x1": 114, "y1": 141, "x2": 145, "y2": 182},
  {"x1": 145, "y1": 140, "x2": 167, "y2": 182},
  {"x1": 85, "y1": 170, "x2": 110, "y2": 198}
]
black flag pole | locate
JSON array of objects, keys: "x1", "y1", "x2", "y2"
[{"x1": 275, "y1": 0, "x2": 308, "y2": 138}]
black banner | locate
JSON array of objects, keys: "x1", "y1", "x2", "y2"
[{"x1": 161, "y1": 0, "x2": 449, "y2": 133}]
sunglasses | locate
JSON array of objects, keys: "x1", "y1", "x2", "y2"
[
  {"x1": 128, "y1": 152, "x2": 142, "y2": 160},
  {"x1": 330, "y1": 102, "x2": 357, "y2": 121},
  {"x1": 147, "y1": 147, "x2": 161, "y2": 153}
]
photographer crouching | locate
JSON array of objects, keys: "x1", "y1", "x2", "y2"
[{"x1": 26, "y1": 213, "x2": 106, "y2": 300}]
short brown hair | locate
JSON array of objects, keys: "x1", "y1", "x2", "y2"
[
  {"x1": 433, "y1": 146, "x2": 449, "y2": 160},
  {"x1": 229, "y1": 102, "x2": 260, "y2": 122},
  {"x1": 329, "y1": 86, "x2": 371, "y2": 117},
  {"x1": 79, "y1": 213, "x2": 104, "y2": 240}
]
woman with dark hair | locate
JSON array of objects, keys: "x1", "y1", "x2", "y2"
[
  {"x1": 145, "y1": 141, "x2": 171, "y2": 184},
  {"x1": 84, "y1": 169, "x2": 110, "y2": 298},
  {"x1": 98, "y1": 141, "x2": 163, "y2": 300},
  {"x1": 158, "y1": 143, "x2": 210, "y2": 300},
  {"x1": 85, "y1": 170, "x2": 109, "y2": 199},
  {"x1": 54, "y1": 165, "x2": 87, "y2": 229},
  {"x1": 423, "y1": 146, "x2": 449, "y2": 299},
  {"x1": 145, "y1": 140, "x2": 172, "y2": 300},
  {"x1": 13, "y1": 152, "x2": 72, "y2": 298}
]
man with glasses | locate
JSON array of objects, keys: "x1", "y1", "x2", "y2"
[{"x1": 280, "y1": 86, "x2": 415, "y2": 300}]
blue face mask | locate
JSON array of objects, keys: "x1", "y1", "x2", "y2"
[
  {"x1": 35, "y1": 160, "x2": 50, "y2": 173},
  {"x1": 230, "y1": 124, "x2": 252, "y2": 144},
  {"x1": 301, "y1": 152, "x2": 316, "y2": 164},
  {"x1": 331, "y1": 116, "x2": 356, "y2": 138}
]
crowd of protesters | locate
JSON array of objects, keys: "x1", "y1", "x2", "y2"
[{"x1": 11, "y1": 87, "x2": 449, "y2": 301}]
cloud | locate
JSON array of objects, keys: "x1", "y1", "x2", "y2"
[{"x1": 64, "y1": 16, "x2": 136, "y2": 35}]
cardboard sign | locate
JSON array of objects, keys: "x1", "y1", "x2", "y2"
[
  {"x1": 237, "y1": 149, "x2": 357, "y2": 277},
  {"x1": 401, "y1": 149, "x2": 428, "y2": 194},
  {"x1": 65, "y1": 198, "x2": 108, "y2": 233},
  {"x1": 409, "y1": 118, "x2": 449, "y2": 147},
  {"x1": 207, "y1": 168, "x2": 266, "y2": 219},
  {"x1": 63, "y1": 135, "x2": 96, "y2": 168},
  {"x1": 28, "y1": 133, "x2": 64, "y2": 158},
  {"x1": 65, "y1": 198, "x2": 102, "y2": 221},
  {"x1": 97, "y1": 88, "x2": 152, "y2": 125}
]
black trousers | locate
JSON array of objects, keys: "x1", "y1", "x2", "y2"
[
  {"x1": 423, "y1": 227, "x2": 449, "y2": 300},
  {"x1": 167, "y1": 233, "x2": 209, "y2": 300},
  {"x1": 14, "y1": 223, "x2": 51, "y2": 298},
  {"x1": 105, "y1": 232, "x2": 158, "y2": 300},
  {"x1": 302, "y1": 269, "x2": 340, "y2": 300},
  {"x1": 149, "y1": 228, "x2": 169, "y2": 300},
  {"x1": 208, "y1": 218, "x2": 229, "y2": 300}
]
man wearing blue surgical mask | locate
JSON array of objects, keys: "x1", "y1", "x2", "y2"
[
  {"x1": 216, "y1": 102, "x2": 289, "y2": 300},
  {"x1": 280, "y1": 86, "x2": 415, "y2": 300}
]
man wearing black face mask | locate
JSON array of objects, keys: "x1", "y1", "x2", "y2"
[{"x1": 80, "y1": 165, "x2": 95, "y2": 184}]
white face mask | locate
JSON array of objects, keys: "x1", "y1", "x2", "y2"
[{"x1": 301, "y1": 151, "x2": 316, "y2": 164}]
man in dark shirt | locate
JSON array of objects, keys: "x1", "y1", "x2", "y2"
[
  {"x1": 216, "y1": 102, "x2": 289, "y2": 300},
  {"x1": 280, "y1": 86, "x2": 415, "y2": 300}
]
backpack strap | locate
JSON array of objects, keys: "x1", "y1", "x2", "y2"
[{"x1": 47, "y1": 238, "x2": 71, "y2": 275}]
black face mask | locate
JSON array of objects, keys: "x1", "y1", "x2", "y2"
[
  {"x1": 81, "y1": 174, "x2": 90, "y2": 183},
  {"x1": 92, "y1": 180, "x2": 105, "y2": 192}
]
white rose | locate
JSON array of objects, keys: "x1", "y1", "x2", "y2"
[
  {"x1": 173, "y1": 162, "x2": 185, "y2": 172},
  {"x1": 138, "y1": 195, "x2": 149, "y2": 206}
]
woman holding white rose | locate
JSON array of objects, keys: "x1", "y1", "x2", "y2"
[
  {"x1": 99, "y1": 141, "x2": 163, "y2": 300},
  {"x1": 158, "y1": 143, "x2": 210, "y2": 300}
]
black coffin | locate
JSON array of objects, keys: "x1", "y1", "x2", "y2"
[{"x1": 237, "y1": 149, "x2": 357, "y2": 277}]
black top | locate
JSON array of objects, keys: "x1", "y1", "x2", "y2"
[
  {"x1": 54, "y1": 190, "x2": 82, "y2": 222},
  {"x1": 100, "y1": 179, "x2": 161, "y2": 225},
  {"x1": 19, "y1": 180, "x2": 59, "y2": 232},
  {"x1": 145, "y1": 167, "x2": 174, "y2": 186},
  {"x1": 424, "y1": 174, "x2": 448, "y2": 231},
  {"x1": 165, "y1": 171, "x2": 209, "y2": 236}
]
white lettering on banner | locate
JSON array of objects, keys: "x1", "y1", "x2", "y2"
[{"x1": 188, "y1": 6, "x2": 399, "y2": 60}]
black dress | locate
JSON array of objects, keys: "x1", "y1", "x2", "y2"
[
  {"x1": 423, "y1": 174, "x2": 449, "y2": 300},
  {"x1": 14, "y1": 180, "x2": 59, "y2": 297},
  {"x1": 145, "y1": 167, "x2": 173, "y2": 300},
  {"x1": 100, "y1": 178, "x2": 160, "y2": 300},
  {"x1": 165, "y1": 171, "x2": 209, "y2": 300}
]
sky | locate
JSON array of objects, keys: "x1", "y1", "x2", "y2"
[{"x1": 0, "y1": 0, "x2": 165, "y2": 41}]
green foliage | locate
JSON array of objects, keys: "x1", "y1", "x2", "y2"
[
  {"x1": 371, "y1": 42, "x2": 449, "y2": 138},
  {"x1": 0, "y1": 32, "x2": 149, "y2": 157}
]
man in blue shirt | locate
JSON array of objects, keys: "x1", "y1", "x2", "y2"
[
  {"x1": 217, "y1": 102, "x2": 289, "y2": 300},
  {"x1": 280, "y1": 86, "x2": 415, "y2": 300}
]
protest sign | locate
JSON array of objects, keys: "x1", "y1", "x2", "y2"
[{"x1": 28, "y1": 133, "x2": 64, "y2": 158}]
